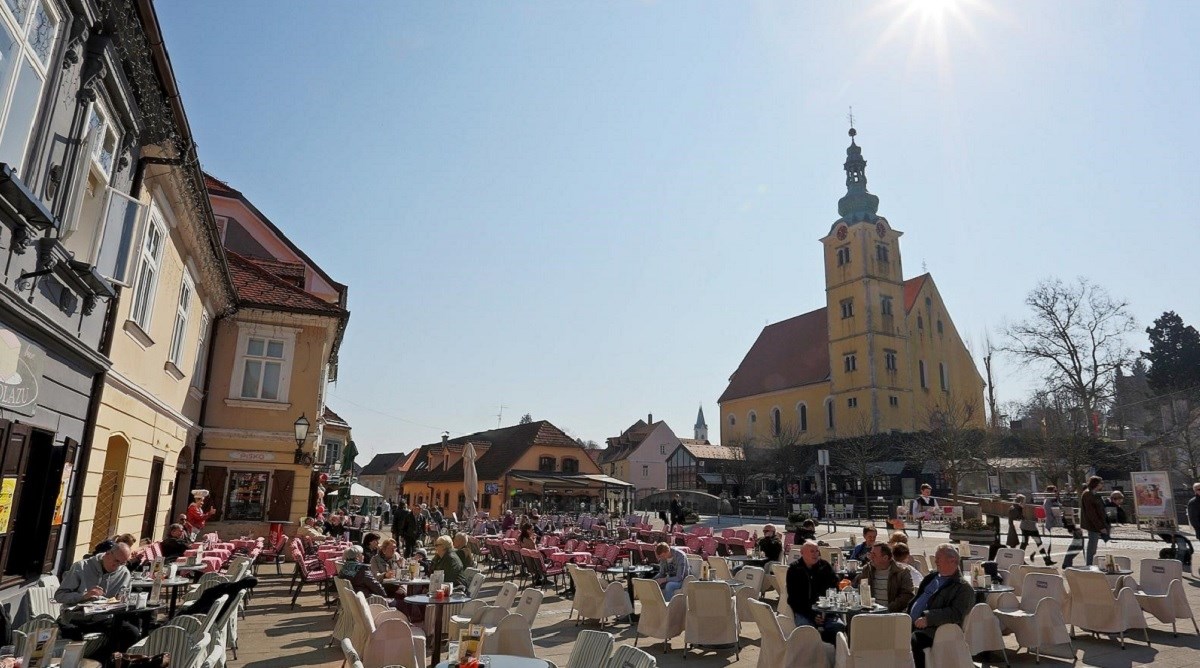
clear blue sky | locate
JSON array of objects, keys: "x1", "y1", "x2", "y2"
[{"x1": 156, "y1": 1, "x2": 1200, "y2": 460}]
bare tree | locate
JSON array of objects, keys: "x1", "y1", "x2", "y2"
[
  {"x1": 1002, "y1": 277, "x2": 1137, "y2": 436},
  {"x1": 830, "y1": 415, "x2": 889, "y2": 515},
  {"x1": 908, "y1": 395, "x2": 990, "y2": 501},
  {"x1": 1019, "y1": 386, "x2": 1141, "y2": 492},
  {"x1": 762, "y1": 422, "x2": 815, "y2": 500},
  {"x1": 719, "y1": 435, "x2": 757, "y2": 498},
  {"x1": 984, "y1": 335, "x2": 1001, "y2": 431}
]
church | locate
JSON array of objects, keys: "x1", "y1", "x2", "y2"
[{"x1": 718, "y1": 129, "x2": 985, "y2": 446}]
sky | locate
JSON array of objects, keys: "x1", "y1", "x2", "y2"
[{"x1": 155, "y1": 1, "x2": 1200, "y2": 460}]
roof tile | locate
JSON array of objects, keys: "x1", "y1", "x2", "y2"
[
  {"x1": 719, "y1": 308, "x2": 830, "y2": 403},
  {"x1": 226, "y1": 251, "x2": 346, "y2": 316}
]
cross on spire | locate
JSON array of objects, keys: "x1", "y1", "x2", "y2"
[{"x1": 847, "y1": 107, "x2": 857, "y2": 142}]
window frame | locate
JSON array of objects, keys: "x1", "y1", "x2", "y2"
[
  {"x1": 0, "y1": 0, "x2": 61, "y2": 175},
  {"x1": 876, "y1": 244, "x2": 889, "y2": 263},
  {"x1": 166, "y1": 273, "x2": 194, "y2": 370},
  {"x1": 847, "y1": 397, "x2": 857, "y2": 408},
  {"x1": 538, "y1": 456, "x2": 556, "y2": 472},
  {"x1": 884, "y1": 349, "x2": 897, "y2": 371},
  {"x1": 939, "y1": 362, "x2": 949, "y2": 392},
  {"x1": 227, "y1": 323, "x2": 298, "y2": 405},
  {"x1": 836, "y1": 246, "x2": 851, "y2": 266},
  {"x1": 771, "y1": 407, "x2": 781, "y2": 436},
  {"x1": 796, "y1": 403, "x2": 808, "y2": 431},
  {"x1": 825, "y1": 398, "x2": 835, "y2": 430},
  {"x1": 881, "y1": 295, "x2": 893, "y2": 316},
  {"x1": 844, "y1": 353, "x2": 857, "y2": 372},
  {"x1": 190, "y1": 310, "x2": 211, "y2": 390},
  {"x1": 128, "y1": 206, "x2": 166, "y2": 331},
  {"x1": 840, "y1": 298, "x2": 854, "y2": 319},
  {"x1": 919, "y1": 360, "x2": 927, "y2": 389},
  {"x1": 224, "y1": 470, "x2": 270, "y2": 522}
]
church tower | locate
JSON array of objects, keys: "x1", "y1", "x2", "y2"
[
  {"x1": 695, "y1": 405, "x2": 708, "y2": 442},
  {"x1": 820, "y1": 127, "x2": 909, "y2": 436}
]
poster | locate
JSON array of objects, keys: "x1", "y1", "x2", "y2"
[
  {"x1": 0, "y1": 476, "x2": 15, "y2": 532},
  {"x1": 1130, "y1": 471, "x2": 1172, "y2": 518},
  {"x1": 53, "y1": 461, "x2": 72, "y2": 525}
]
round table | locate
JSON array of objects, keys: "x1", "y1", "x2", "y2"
[
  {"x1": 404, "y1": 593, "x2": 472, "y2": 664},
  {"x1": 813, "y1": 602, "x2": 888, "y2": 636},
  {"x1": 604, "y1": 565, "x2": 655, "y2": 619},
  {"x1": 130, "y1": 577, "x2": 192, "y2": 617},
  {"x1": 726, "y1": 555, "x2": 770, "y2": 570},
  {"x1": 972, "y1": 584, "x2": 1014, "y2": 604},
  {"x1": 434, "y1": 655, "x2": 552, "y2": 668}
]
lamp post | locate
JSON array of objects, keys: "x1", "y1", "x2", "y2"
[{"x1": 293, "y1": 413, "x2": 310, "y2": 465}]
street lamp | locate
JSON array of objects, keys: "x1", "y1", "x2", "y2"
[{"x1": 293, "y1": 413, "x2": 310, "y2": 464}]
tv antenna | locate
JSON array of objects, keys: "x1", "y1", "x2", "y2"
[{"x1": 496, "y1": 404, "x2": 507, "y2": 428}]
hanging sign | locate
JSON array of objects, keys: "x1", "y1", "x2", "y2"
[{"x1": 0, "y1": 327, "x2": 41, "y2": 415}]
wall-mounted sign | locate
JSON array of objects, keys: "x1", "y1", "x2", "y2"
[
  {"x1": 484, "y1": 483, "x2": 500, "y2": 495},
  {"x1": 0, "y1": 327, "x2": 41, "y2": 416},
  {"x1": 227, "y1": 451, "x2": 277, "y2": 463}
]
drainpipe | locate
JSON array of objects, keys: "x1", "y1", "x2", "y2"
[{"x1": 189, "y1": 312, "x2": 227, "y2": 492}]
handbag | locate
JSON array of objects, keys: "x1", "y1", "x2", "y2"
[{"x1": 1005, "y1": 522, "x2": 1019, "y2": 548}]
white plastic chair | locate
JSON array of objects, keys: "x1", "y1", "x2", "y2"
[
  {"x1": 771, "y1": 562, "x2": 795, "y2": 622},
  {"x1": 1128, "y1": 558, "x2": 1199, "y2": 637},
  {"x1": 747, "y1": 598, "x2": 829, "y2": 667},
  {"x1": 1007, "y1": 564, "x2": 1057, "y2": 596},
  {"x1": 922, "y1": 623, "x2": 974, "y2": 668},
  {"x1": 361, "y1": 617, "x2": 420, "y2": 668},
  {"x1": 479, "y1": 613, "x2": 535, "y2": 658},
  {"x1": 733, "y1": 566, "x2": 765, "y2": 621},
  {"x1": 1064, "y1": 568, "x2": 1149, "y2": 649},
  {"x1": 994, "y1": 547, "x2": 1026, "y2": 579},
  {"x1": 632, "y1": 578, "x2": 686, "y2": 651},
  {"x1": 513, "y1": 588, "x2": 544, "y2": 624},
  {"x1": 605, "y1": 644, "x2": 657, "y2": 668},
  {"x1": 995, "y1": 572, "x2": 1072, "y2": 662},
  {"x1": 683, "y1": 581, "x2": 739, "y2": 659},
  {"x1": 495, "y1": 581, "x2": 520, "y2": 609},
  {"x1": 834, "y1": 613, "x2": 915, "y2": 668},
  {"x1": 567, "y1": 563, "x2": 632, "y2": 625},
  {"x1": 565, "y1": 629, "x2": 614, "y2": 668},
  {"x1": 708, "y1": 557, "x2": 733, "y2": 581},
  {"x1": 962, "y1": 602, "x2": 1009, "y2": 665}
]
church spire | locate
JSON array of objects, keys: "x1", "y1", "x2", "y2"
[
  {"x1": 694, "y1": 405, "x2": 708, "y2": 442},
  {"x1": 837, "y1": 125, "x2": 880, "y2": 223}
]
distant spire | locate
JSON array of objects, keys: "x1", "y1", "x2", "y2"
[
  {"x1": 694, "y1": 405, "x2": 708, "y2": 442},
  {"x1": 695, "y1": 405, "x2": 706, "y2": 429},
  {"x1": 837, "y1": 123, "x2": 880, "y2": 222}
]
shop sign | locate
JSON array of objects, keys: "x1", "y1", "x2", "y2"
[
  {"x1": 227, "y1": 451, "x2": 277, "y2": 462},
  {"x1": 0, "y1": 327, "x2": 41, "y2": 416},
  {"x1": 484, "y1": 483, "x2": 499, "y2": 494}
]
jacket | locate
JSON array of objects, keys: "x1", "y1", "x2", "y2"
[
  {"x1": 1043, "y1": 497, "x2": 1063, "y2": 530},
  {"x1": 757, "y1": 535, "x2": 783, "y2": 562},
  {"x1": 854, "y1": 562, "x2": 915, "y2": 613},
  {"x1": 1188, "y1": 495, "x2": 1200, "y2": 534},
  {"x1": 55, "y1": 554, "x2": 132, "y2": 605},
  {"x1": 655, "y1": 547, "x2": 689, "y2": 584},
  {"x1": 392, "y1": 509, "x2": 418, "y2": 538},
  {"x1": 430, "y1": 550, "x2": 469, "y2": 588},
  {"x1": 337, "y1": 561, "x2": 387, "y2": 598},
  {"x1": 910, "y1": 571, "x2": 974, "y2": 631},
  {"x1": 786, "y1": 557, "x2": 839, "y2": 621},
  {"x1": 1080, "y1": 489, "x2": 1107, "y2": 532}
]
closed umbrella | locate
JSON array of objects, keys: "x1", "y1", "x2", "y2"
[{"x1": 463, "y1": 441, "x2": 478, "y2": 521}]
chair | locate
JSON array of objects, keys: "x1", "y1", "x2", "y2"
[
  {"x1": 513, "y1": 588, "x2": 544, "y2": 624},
  {"x1": 605, "y1": 644, "x2": 657, "y2": 668},
  {"x1": 771, "y1": 562, "x2": 795, "y2": 622},
  {"x1": 567, "y1": 564, "x2": 632, "y2": 625},
  {"x1": 1007, "y1": 565, "x2": 1057, "y2": 596},
  {"x1": 922, "y1": 623, "x2": 974, "y2": 668},
  {"x1": 733, "y1": 566, "x2": 765, "y2": 621},
  {"x1": 13, "y1": 618, "x2": 56, "y2": 656},
  {"x1": 20, "y1": 586, "x2": 60, "y2": 622},
  {"x1": 819, "y1": 546, "x2": 842, "y2": 569},
  {"x1": 331, "y1": 579, "x2": 357, "y2": 645},
  {"x1": 208, "y1": 590, "x2": 247, "y2": 668},
  {"x1": 708, "y1": 556, "x2": 733, "y2": 581},
  {"x1": 685, "y1": 554, "x2": 705, "y2": 580},
  {"x1": 479, "y1": 613, "x2": 535, "y2": 658},
  {"x1": 448, "y1": 600, "x2": 486, "y2": 638},
  {"x1": 1128, "y1": 558, "x2": 1199, "y2": 637},
  {"x1": 994, "y1": 548, "x2": 1026, "y2": 579},
  {"x1": 223, "y1": 590, "x2": 249, "y2": 659},
  {"x1": 288, "y1": 541, "x2": 331, "y2": 607},
  {"x1": 1064, "y1": 568, "x2": 1148, "y2": 649},
  {"x1": 340, "y1": 638, "x2": 365, "y2": 668},
  {"x1": 683, "y1": 581, "x2": 739, "y2": 659},
  {"x1": 256, "y1": 533, "x2": 289, "y2": 575},
  {"x1": 746, "y1": 598, "x2": 829, "y2": 667},
  {"x1": 360, "y1": 617, "x2": 420, "y2": 668},
  {"x1": 127, "y1": 626, "x2": 193, "y2": 667},
  {"x1": 565, "y1": 629, "x2": 614, "y2": 668},
  {"x1": 834, "y1": 613, "x2": 915, "y2": 668},
  {"x1": 495, "y1": 581, "x2": 520, "y2": 609},
  {"x1": 995, "y1": 573, "x2": 1071, "y2": 662},
  {"x1": 962, "y1": 603, "x2": 1010, "y2": 666},
  {"x1": 632, "y1": 578, "x2": 686, "y2": 651}
]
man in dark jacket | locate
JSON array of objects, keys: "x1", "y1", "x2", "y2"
[
  {"x1": 1080, "y1": 476, "x2": 1108, "y2": 566},
  {"x1": 786, "y1": 541, "x2": 842, "y2": 641},
  {"x1": 909, "y1": 543, "x2": 975, "y2": 668},
  {"x1": 1188, "y1": 483, "x2": 1200, "y2": 538},
  {"x1": 669, "y1": 495, "x2": 684, "y2": 527},
  {"x1": 391, "y1": 501, "x2": 420, "y2": 558},
  {"x1": 336, "y1": 546, "x2": 387, "y2": 598}
]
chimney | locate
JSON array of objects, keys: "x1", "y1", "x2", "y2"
[
  {"x1": 648, "y1": 413, "x2": 653, "y2": 424},
  {"x1": 442, "y1": 431, "x2": 449, "y2": 445}
]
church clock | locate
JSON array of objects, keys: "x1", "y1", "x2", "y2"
[{"x1": 836, "y1": 225, "x2": 848, "y2": 241}]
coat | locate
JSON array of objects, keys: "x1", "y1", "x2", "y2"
[
  {"x1": 1188, "y1": 495, "x2": 1200, "y2": 534},
  {"x1": 786, "y1": 558, "x2": 839, "y2": 621},
  {"x1": 854, "y1": 562, "x2": 915, "y2": 613},
  {"x1": 1043, "y1": 497, "x2": 1063, "y2": 530},
  {"x1": 910, "y1": 571, "x2": 974, "y2": 636},
  {"x1": 430, "y1": 550, "x2": 469, "y2": 588},
  {"x1": 1080, "y1": 489, "x2": 1107, "y2": 533}
]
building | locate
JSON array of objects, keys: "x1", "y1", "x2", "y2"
[
  {"x1": 666, "y1": 442, "x2": 744, "y2": 494},
  {"x1": 193, "y1": 175, "x2": 350, "y2": 534},
  {"x1": 598, "y1": 414, "x2": 683, "y2": 499},
  {"x1": 719, "y1": 129, "x2": 985, "y2": 447},
  {"x1": 359, "y1": 451, "x2": 406, "y2": 501},
  {"x1": 316, "y1": 406, "x2": 351, "y2": 482},
  {"x1": 401, "y1": 420, "x2": 629, "y2": 517}
]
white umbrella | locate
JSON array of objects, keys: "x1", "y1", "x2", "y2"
[
  {"x1": 463, "y1": 441, "x2": 479, "y2": 521},
  {"x1": 326, "y1": 482, "x2": 382, "y2": 498}
]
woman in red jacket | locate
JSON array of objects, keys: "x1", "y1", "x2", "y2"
[{"x1": 187, "y1": 489, "x2": 216, "y2": 531}]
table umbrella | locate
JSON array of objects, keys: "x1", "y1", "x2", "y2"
[{"x1": 463, "y1": 441, "x2": 478, "y2": 521}]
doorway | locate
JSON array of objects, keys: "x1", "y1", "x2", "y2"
[
  {"x1": 140, "y1": 457, "x2": 164, "y2": 540},
  {"x1": 89, "y1": 435, "x2": 129, "y2": 547}
]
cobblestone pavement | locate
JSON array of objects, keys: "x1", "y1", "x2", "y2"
[{"x1": 230, "y1": 520, "x2": 1200, "y2": 668}]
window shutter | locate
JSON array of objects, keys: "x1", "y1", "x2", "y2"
[
  {"x1": 41, "y1": 437, "x2": 79, "y2": 574},
  {"x1": 200, "y1": 467, "x2": 228, "y2": 521},
  {"x1": 0, "y1": 422, "x2": 31, "y2": 574},
  {"x1": 267, "y1": 470, "x2": 294, "y2": 522},
  {"x1": 94, "y1": 188, "x2": 146, "y2": 284}
]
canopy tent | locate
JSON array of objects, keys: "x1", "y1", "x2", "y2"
[
  {"x1": 505, "y1": 470, "x2": 635, "y2": 513},
  {"x1": 326, "y1": 482, "x2": 382, "y2": 498}
]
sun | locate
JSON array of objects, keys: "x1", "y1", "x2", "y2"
[{"x1": 913, "y1": 0, "x2": 960, "y2": 21}]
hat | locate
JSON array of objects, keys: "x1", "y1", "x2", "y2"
[{"x1": 190, "y1": 489, "x2": 210, "y2": 499}]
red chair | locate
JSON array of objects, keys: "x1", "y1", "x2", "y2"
[
  {"x1": 288, "y1": 540, "x2": 331, "y2": 608},
  {"x1": 256, "y1": 533, "x2": 290, "y2": 575}
]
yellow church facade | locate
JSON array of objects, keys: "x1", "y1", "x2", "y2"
[{"x1": 719, "y1": 130, "x2": 985, "y2": 446}]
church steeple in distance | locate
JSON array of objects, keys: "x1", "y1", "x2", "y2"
[
  {"x1": 694, "y1": 405, "x2": 708, "y2": 442},
  {"x1": 838, "y1": 125, "x2": 880, "y2": 223}
]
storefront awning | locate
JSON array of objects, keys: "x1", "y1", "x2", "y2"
[
  {"x1": 578, "y1": 474, "x2": 634, "y2": 488},
  {"x1": 326, "y1": 483, "x2": 382, "y2": 498},
  {"x1": 698, "y1": 473, "x2": 737, "y2": 484},
  {"x1": 507, "y1": 471, "x2": 634, "y2": 489}
]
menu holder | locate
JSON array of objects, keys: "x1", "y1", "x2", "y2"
[
  {"x1": 22, "y1": 626, "x2": 56, "y2": 668},
  {"x1": 428, "y1": 571, "x2": 445, "y2": 595},
  {"x1": 456, "y1": 623, "x2": 484, "y2": 662},
  {"x1": 60, "y1": 642, "x2": 86, "y2": 668}
]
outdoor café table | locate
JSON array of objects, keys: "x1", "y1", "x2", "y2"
[
  {"x1": 60, "y1": 601, "x2": 164, "y2": 642},
  {"x1": 547, "y1": 551, "x2": 590, "y2": 566},
  {"x1": 726, "y1": 555, "x2": 770, "y2": 571},
  {"x1": 812, "y1": 601, "x2": 888, "y2": 634},
  {"x1": 129, "y1": 576, "x2": 192, "y2": 617},
  {"x1": 435, "y1": 656, "x2": 553, "y2": 668},
  {"x1": 1066, "y1": 566, "x2": 1133, "y2": 588},
  {"x1": 404, "y1": 593, "x2": 472, "y2": 665},
  {"x1": 605, "y1": 564, "x2": 655, "y2": 620},
  {"x1": 972, "y1": 583, "x2": 1014, "y2": 604},
  {"x1": 383, "y1": 577, "x2": 430, "y2": 598}
]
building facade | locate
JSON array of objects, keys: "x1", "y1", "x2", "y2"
[
  {"x1": 598, "y1": 416, "x2": 682, "y2": 497},
  {"x1": 719, "y1": 130, "x2": 985, "y2": 447}
]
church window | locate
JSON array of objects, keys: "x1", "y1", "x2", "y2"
[
  {"x1": 847, "y1": 397, "x2": 857, "y2": 408},
  {"x1": 797, "y1": 403, "x2": 808, "y2": 431},
  {"x1": 889, "y1": 395, "x2": 899, "y2": 407},
  {"x1": 926, "y1": 297, "x2": 932, "y2": 307},
  {"x1": 885, "y1": 350, "x2": 897, "y2": 371},
  {"x1": 937, "y1": 320, "x2": 944, "y2": 335},
  {"x1": 844, "y1": 354, "x2": 857, "y2": 372},
  {"x1": 836, "y1": 246, "x2": 851, "y2": 266},
  {"x1": 918, "y1": 315, "x2": 924, "y2": 330},
  {"x1": 881, "y1": 296, "x2": 893, "y2": 316},
  {"x1": 919, "y1": 360, "x2": 927, "y2": 389},
  {"x1": 876, "y1": 244, "x2": 889, "y2": 263},
  {"x1": 826, "y1": 399, "x2": 835, "y2": 430},
  {"x1": 939, "y1": 362, "x2": 949, "y2": 392},
  {"x1": 840, "y1": 299, "x2": 854, "y2": 319},
  {"x1": 728, "y1": 414, "x2": 736, "y2": 426},
  {"x1": 749, "y1": 411, "x2": 757, "y2": 426},
  {"x1": 771, "y1": 408, "x2": 781, "y2": 436}
]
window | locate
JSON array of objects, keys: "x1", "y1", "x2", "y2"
[
  {"x1": 885, "y1": 350, "x2": 897, "y2": 371},
  {"x1": 749, "y1": 411, "x2": 757, "y2": 425},
  {"x1": 167, "y1": 276, "x2": 193, "y2": 369},
  {"x1": 728, "y1": 414, "x2": 736, "y2": 426},
  {"x1": 826, "y1": 399, "x2": 835, "y2": 430},
  {"x1": 847, "y1": 397, "x2": 857, "y2": 408},
  {"x1": 129, "y1": 209, "x2": 165, "y2": 330},
  {"x1": 562, "y1": 458, "x2": 579, "y2": 474},
  {"x1": 881, "y1": 295, "x2": 893, "y2": 316},
  {"x1": 86, "y1": 103, "x2": 118, "y2": 179},
  {"x1": 889, "y1": 395, "x2": 899, "y2": 407},
  {"x1": 876, "y1": 244, "x2": 889, "y2": 263},
  {"x1": 240, "y1": 337, "x2": 286, "y2": 400},
  {"x1": 836, "y1": 246, "x2": 851, "y2": 266},
  {"x1": 0, "y1": 0, "x2": 60, "y2": 173},
  {"x1": 538, "y1": 456, "x2": 555, "y2": 472},
  {"x1": 771, "y1": 408, "x2": 781, "y2": 436},
  {"x1": 190, "y1": 312, "x2": 211, "y2": 389},
  {"x1": 325, "y1": 440, "x2": 342, "y2": 467},
  {"x1": 919, "y1": 360, "x2": 927, "y2": 389},
  {"x1": 797, "y1": 403, "x2": 808, "y2": 431},
  {"x1": 844, "y1": 354, "x2": 857, "y2": 372},
  {"x1": 937, "y1": 320, "x2": 944, "y2": 335},
  {"x1": 642, "y1": 465, "x2": 649, "y2": 478},
  {"x1": 316, "y1": 443, "x2": 327, "y2": 464},
  {"x1": 225, "y1": 471, "x2": 269, "y2": 521},
  {"x1": 660, "y1": 444, "x2": 666, "y2": 455},
  {"x1": 917, "y1": 315, "x2": 924, "y2": 330},
  {"x1": 939, "y1": 362, "x2": 948, "y2": 391},
  {"x1": 840, "y1": 298, "x2": 854, "y2": 319}
]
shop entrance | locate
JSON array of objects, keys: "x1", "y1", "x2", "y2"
[{"x1": 90, "y1": 435, "x2": 130, "y2": 547}]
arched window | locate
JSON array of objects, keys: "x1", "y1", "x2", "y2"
[
  {"x1": 937, "y1": 320, "x2": 944, "y2": 335},
  {"x1": 918, "y1": 315, "x2": 924, "y2": 330},
  {"x1": 771, "y1": 408, "x2": 781, "y2": 436},
  {"x1": 826, "y1": 398, "x2": 835, "y2": 430},
  {"x1": 728, "y1": 414, "x2": 736, "y2": 426},
  {"x1": 797, "y1": 403, "x2": 808, "y2": 431}
]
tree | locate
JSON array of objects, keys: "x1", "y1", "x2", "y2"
[
  {"x1": 907, "y1": 395, "x2": 990, "y2": 501},
  {"x1": 1017, "y1": 386, "x2": 1141, "y2": 492},
  {"x1": 1002, "y1": 277, "x2": 1137, "y2": 436},
  {"x1": 1144, "y1": 311, "x2": 1200, "y2": 398},
  {"x1": 830, "y1": 416, "x2": 889, "y2": 515},
  {"x1": 518, "y1": 413, "x2": 533, "y2": 424},
  {"x1": 761, "y1": 422, "x2": 815, "y2": 501}
]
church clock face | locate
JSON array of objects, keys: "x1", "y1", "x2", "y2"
[
  {"x1": 876, "y1": 221, "x2": 886, "y2": 237},
  {"x1": 836, "y1": 225, "x2": 848, "y2": 241}
]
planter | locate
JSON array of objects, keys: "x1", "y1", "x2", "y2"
[{"x1": 949, "y1": 528, "x2": 997, "y2": 546}]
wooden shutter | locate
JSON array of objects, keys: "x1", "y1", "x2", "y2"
[
  {"x1": 0, "y1": 423, "x2": 31, "y2": 575},
  {"x1": 42, "y1": 437, "x2": 78, "y2": 575},
  {"x1": 200, "y1": 467, "x2": 227, "y2": 521},
  {"x1": 140, "y1": 457, "x2": 164, "y2": 540},
  {"x1": 268, "y1": 470, "x2": 294, "y2": 522}
]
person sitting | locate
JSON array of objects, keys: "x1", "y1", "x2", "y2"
[
  {"x1": 337, "y1": 545, "x2": 387, "y2": 598},
  {"x1": 888, "y1": 531, "x2": 908, "y2": 546},
  {"x1": 55, "y1": 544, "x2": 137, "y2": 659},
  {"x1": 161, "y1": 523, "x2": 191, "y2": 561},
  {"x1": 757, "y1": 524, "x2": 783, "y2": 563},
  {"x1": 452, "y1": 533, "x2": 475, "y2": 568},
  {"x1": 501, "y1": 509, "x2": 516, "y2": 532},
  {"x1": 891, "y1": 543, "x2": 923, "y2": 589},
  {"x1": 786, "y1": 540, "x2": 842, "y2": 641},
  {"x1": 910, "y1": 543, "x2": 975, "y2": 668},
  {"x1": 852, "y1": 543, "x2": 914, "y2": 613},
  {"x1": 298, "y1": 516, "x2": 327, "y2": 545},
  {"x1": 362, "y1": 532, "x2": 381, "y2": 563},
  {"x1": 652, "y1": 542, "x2": 689, "y2": 601},
  {"x1": 518, "y1": 523, "x2": 537, "y2": 550},
  {"x1": 430, "y1": 535, "x2": 469, "y2": 589},
  {"x1": 796, "y1": 519, "x2": 818, "y2": 542},
  {"x1": 371, "y1": 538, "x2": 403, "y2": 578},
  {"x1": 848, "y1": 526, "x2": 878, "y2": 562}
]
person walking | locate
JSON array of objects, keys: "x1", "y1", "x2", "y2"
[
  {"x1": 391, "y1": 500, "x2": 420, "y2": 558},
  {"x1": 1042, "y1": 485, "x2": 1063, "y2": 555},
  {"x1": 1014, "y1": 494, "x2": 1054, "y2": 565},
  {"x1": 1188, "y1": 483, "x2": 1200, "y2": 538},
  {"x1": 1080, "y1": 476, "x2": 1108, "y2": 566}
]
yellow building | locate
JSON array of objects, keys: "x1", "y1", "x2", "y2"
[{"x1": 719, "y1": 129, "x2": 985, "y2": 446}]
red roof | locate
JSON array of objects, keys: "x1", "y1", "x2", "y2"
[
  {"x1": 226, "y1": 251, "x2": 346, "y2": 316},
  {"x1": 323, "y1": 406, "x2": 349, "y2": 427},
  {"x1": 247, "y1": 256, "x2": 306, "y2": 285},
  {"x1": 718, "y1": 308, "x2": 830, "y2": 403},
  {"x1": 903, "y1": 274, "x2": 929, "y2": 313},
  {"x1": 204, "y1": 174, "x2": 241, "y2": 197}
]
